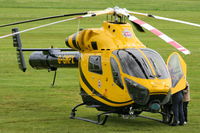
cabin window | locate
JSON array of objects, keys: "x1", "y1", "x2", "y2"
[
  {"x1": 110, "y1": 57, "x2": 124, "y2": 89},
  {"x1": 88, "y1": 56, "x2": 102, "y2": 74}
]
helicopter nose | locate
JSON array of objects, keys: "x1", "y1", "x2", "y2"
[
  {"x1": 150, "y1": 81, "x2": 170, "y2": 93},
  {"x1": 151, "y1": 81, "x2": 167, "y2": 88}
]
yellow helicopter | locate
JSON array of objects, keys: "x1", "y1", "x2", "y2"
[{"x1": 0, "y1": 7, "x2": 199, "y2": 125}]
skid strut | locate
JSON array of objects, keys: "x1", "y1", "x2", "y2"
[{"x1": 70, "y1": 103, "x2": 110, "y2": 125}]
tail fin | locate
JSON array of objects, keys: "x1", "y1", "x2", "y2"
[{"x1": 12, "y1": 28, "x2": 27, "y2": 72}]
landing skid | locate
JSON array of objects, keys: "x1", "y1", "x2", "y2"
[
  {"x1": 138, "y1": 115, "x2": 163, "y2": 123},
  {"x1": 70, "y1": 103, "x2": 173, "y2": 125},
  {"x1": 70, "y1": 103, "x2": 111, "y2": 125},
  {"x1": 138, "y1": 111, "x2": 173, "y2": 124}
]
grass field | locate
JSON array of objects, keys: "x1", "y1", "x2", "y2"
[{"x1": 0, "y1": 0, "x2": 200, "y2": 133}]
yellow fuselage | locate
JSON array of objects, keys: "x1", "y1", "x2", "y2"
[{"x1": 66, "y1": 21, "x2": 172, "y2": 108}]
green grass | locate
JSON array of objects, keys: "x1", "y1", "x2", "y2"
[{"x1": 0, "y1": 0, "x2": 200, "y2": 133}]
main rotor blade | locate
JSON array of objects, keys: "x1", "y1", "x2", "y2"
[
  {"x1": 131, "y1": 22, "x2": 145, "y2": 32},
  {"x1": 0, "y1": 9, "x2": 114, "y2": 39},
  {"x1": 0, "y1": 15, "x2": 91, "y2": 39},
  {"x1": 0, "y1": 12, "x2": 88, "y2": 28},
  {"x1": 115, "y1": 8, "x2": 190, "y2": 55},
  {"x1": 127, "y1": 10, "x2": 200, "y2": 27},
  {"x1": 128, "y1": 15, "x2": 191, "y2": 55},
  {"x1": 88, "y1": 8, "x2": 114, "y2": 16}
]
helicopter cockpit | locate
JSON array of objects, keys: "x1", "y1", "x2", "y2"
[
  {"x1": 113, "y1": 48, "x2": 170, "y2": 79},
  {"x1": 112, "y1": 48, "x2": 171, "y2": 106}
]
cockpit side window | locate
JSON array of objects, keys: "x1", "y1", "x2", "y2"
[
  {"x1": 110, "y1": 57, "x2": 124, "y2": 89},
  {"x1": 88, "y1": 56, "x2": 102, "y2": 74},
  {"x1": 141, "y1": 48, "x2": 170, "y2": 79}
]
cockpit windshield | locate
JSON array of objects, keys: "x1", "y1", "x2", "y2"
[
  {"x1": 141, "y1": 48, "x2": 170, "y2": 79},
  {"x1": 113, "y1": 48, "x2": 170, "y2": 79},
  {"x1": 113, "y1": 49, "x2": 154, "y2": 79}
]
